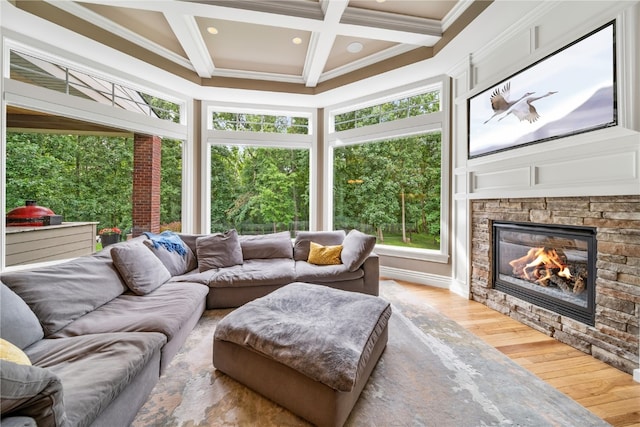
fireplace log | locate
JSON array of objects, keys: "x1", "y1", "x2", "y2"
[
  {"x1": 573, "y1": 274, "x2": 586, "y2": 295},
  {"x1": 549, "y1": 273, "x2": 571, "y2": 293}
]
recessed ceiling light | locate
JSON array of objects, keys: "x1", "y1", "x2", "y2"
[
  {"x1": 207, "y1": 27, "x2": 219, "y2": 35},
  {"x1": 292, "y1": 37, "x2": 302, "y2": 45},
  {"x1": 376, "y1": 0, "x2": 386, "y2": 3},
  {"x1": 347, "y1": 42, "x2": 363, "y2": 53}
]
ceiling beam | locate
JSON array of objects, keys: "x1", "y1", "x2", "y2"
[
  {"x1": 43, "y1": 0, "x2": 195, "y2": 71},
  {"x1": 164, "y1": 13, "x2": 216, "y2": 78},
  {"x1": 303, "y1": 0, "x2": 349, "y2": 88}
]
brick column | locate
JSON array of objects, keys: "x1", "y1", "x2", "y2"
[{"x1": 132, "y1": 133, "x2": 161, "y2": 237}]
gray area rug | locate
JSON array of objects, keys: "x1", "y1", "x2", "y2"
[{"x1": 132, "y1": 280, "x2": 610, "y2": 426}]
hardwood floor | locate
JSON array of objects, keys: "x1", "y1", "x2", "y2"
[{"x1": 392, "y1": 280, "x2": 640, "y2": 427}]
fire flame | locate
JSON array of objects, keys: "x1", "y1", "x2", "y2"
[{"x1": 509, "y1": 247, "x2": 572, "y2": 286}]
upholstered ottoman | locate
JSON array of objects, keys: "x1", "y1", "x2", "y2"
[{"x1": 213, "y1": 282, "x2": 391, "y2": 427}]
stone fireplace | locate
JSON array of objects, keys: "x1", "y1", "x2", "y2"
[
  {"x1": 493, "y1": 221, "x2": 596, "y2": 326},
  {"x1": 470, "y1": 196, "x2": 639, "y2": 374}
]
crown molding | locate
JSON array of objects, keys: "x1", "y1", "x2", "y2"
[
  {"x1": 211, "y1": 68, "x2": 305, "y2": 85},
  {"x1": 441, "y1": 0, "x2": 476, "y2": 32},
  {"x1": 198, "y1": 0, "x2": 325, "y2": 21},
  {"x1": 340, "y1": 6, "x2": 442, "y2": 38}
]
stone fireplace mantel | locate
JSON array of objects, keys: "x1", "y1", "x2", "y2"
[{"x1": 469, "y1": 196, "x2": 639, "y2": 374}]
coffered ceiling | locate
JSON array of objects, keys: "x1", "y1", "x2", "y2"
[{"x1": 12, "y1": 0, "x2": 490, "y2": 94}]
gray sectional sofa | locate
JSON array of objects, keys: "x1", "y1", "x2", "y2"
[
  {"x1": 176, "y1": 229, "x2": 378, "y2": 308},
  {"x1": 0, "y1": 229, "x2": 378, "y2": 426}
]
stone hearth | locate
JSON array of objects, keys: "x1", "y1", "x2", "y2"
[{"x1": 470, "y1": 196, "x2": 640, "y2": 374}]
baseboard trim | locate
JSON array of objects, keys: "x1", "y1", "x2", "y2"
[
  {"x1": 380, "y1": 266, "x2": 451, "y2": 289},
  {"x1": 634, "y1": 368, "x2": 640, "y2": 383},
  {"x1": 449, "y1": 279, "x2": 470, "y2": 299}
]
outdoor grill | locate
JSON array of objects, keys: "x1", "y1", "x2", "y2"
[{"x1": 6, "y1": 200, "x2": 63, "y2": 227}]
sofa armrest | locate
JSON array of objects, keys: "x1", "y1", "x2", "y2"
[
  {"x1": 0, "y1": 361, "x2": 66, "y2": 427},
  {"x1": 361, "y1": 252, "x2": 379, "y2": 296}
]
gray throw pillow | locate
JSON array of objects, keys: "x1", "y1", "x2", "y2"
[
  {"x1": 0, "y1": 283, "x2": 43, "y2": 350},
  {"x1": 240, "y1": 231, "x2": 293, "y2": 260},
  {"x1": 340, "y1": 229, "x2": 376, "y2": 272},
  {"x1": 0, "y1": 360, "x2": 66, "y2": 427},
  {"x1": 111, "y1": 241, "x2": 171, "y2": 295},
  {"x1": 293, "y1": 230, "x2": 346, "y2": 261},
  {"x1": 177, "y1": 233, "x2": 204, "y2": 256},
  {"x1": 196, "y1": 230, "x2": 243, "y2": 272},
  {"x1": 143, "y1": 239, "x2": 197, "y2": 276}
]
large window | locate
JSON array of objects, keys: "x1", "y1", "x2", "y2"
[
  {"x1": 333, "y1": 132, "x2": 441, "y2": 249},
  {"x1": 209, "y1": 145, "x2": 309, "y2": 234},
  {"x1": 327, "y1": 78, "x2": 449, "y2": 261},
  {"x1": 206, "y1": 106, "x2": 313, "y2": 235}
]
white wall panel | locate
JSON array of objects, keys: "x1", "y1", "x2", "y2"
[
  {"x1": 455, "y1": 1, "x2": 640, "y2": 201},
  {"x1": 536, "y1": 1, "x2": 630, "y2": 50},
  {"x1": 451, "y1": 197, "x2": 470, "y2": 298},
  {"x1": 471, "y1": 167, "x2": 531, "y2": 192},
  {"x1": 535, "y1": 151, "x2": 637, "y2": 186},
  {"x1": 449, "y1": 1, "x2": 640, "y2": 301},
  {"x1": 453, "y1": 102, "x2": 468, "y2": 167},
  {"x1": 473, "y1": 30, "x2": 532, "y2": 90},
  {"x1": 452, "y1": 68, "x2": 468, "y2": 100},
  {"x1": 454, "y1": 170, "x2": 467, "y2": 196}
]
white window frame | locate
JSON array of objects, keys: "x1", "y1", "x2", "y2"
[
  {"x1": 1, "y1": 37, "x2": 191, "y2": 270},
  {"x1": 324, "y1": 76, "x2": 450, "y2": 263},
  {"x1": 202, "y1": 102, "x2": 316, "y2": 234}
]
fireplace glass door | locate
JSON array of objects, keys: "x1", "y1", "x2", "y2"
[{"x1": 493, "y1": 221, "x2": 596, "y2": 325}]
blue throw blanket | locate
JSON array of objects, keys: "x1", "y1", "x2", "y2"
[{"x1": 143, "y1": 231, "x2": 187, "y2": 256}]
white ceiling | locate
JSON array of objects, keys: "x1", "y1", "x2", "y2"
[{"x1": 11, "y1": 0, "x2": 481, "y2": 92}]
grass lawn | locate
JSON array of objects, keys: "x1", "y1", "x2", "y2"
[{"x1": 379, "y1": 232, "x2": 439, "y2": 250}]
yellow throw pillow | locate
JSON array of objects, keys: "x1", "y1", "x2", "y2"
[
  {"x1": 0, "y1": 338, "x2": 31, "y2": 365},
  {"x1": 307, "y1": 241, "x2": 343, "y2": 265}
]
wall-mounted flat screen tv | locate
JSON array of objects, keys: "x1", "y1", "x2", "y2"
[{"x1": 467, "y1": 21, "x2": 617, "y2": 159}]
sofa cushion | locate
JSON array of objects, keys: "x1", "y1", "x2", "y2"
[
  {"x1": 0, "y1": 282, "x2": 43, "y2": 350},
  {"x1": 111, "y1": 241, "x2": 171, "y2": 295},
  {"x1": 307, "y1": 242, "x2": 343, "y2": 265},
  {"x1": 24, "y1": 332, "x2": 165, "y2": 427},
  {"x1": 143, "y1": 233, "x2": 197, "y2": 276},
  {"x1": 0, "y1": 254, "x2": 128, "y2": 337},
  {"x1": 240, "y1": 231, "x2": 293, "y2": 260},
  {"x1": 341, "y1": 229, "x2": 377, "y2": 272},
  {"x1": 0, "y1": 360, "x2": 66, "y2": 427},
  {"x1": 197, "y1": 230, "x2": 243, "y2": 272},
  {"x1": 293, "y1": 230, "x2": 346, "y2": 261},
  {"x1": 178, "y1": 258, "x2": 296, "y2": 288},
  {"x1": 295, "y1": 261, "x2": 364, "y2": 283},
  {"x1": 49, "y1": 282, "x2": 208, "y2": 341}
]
